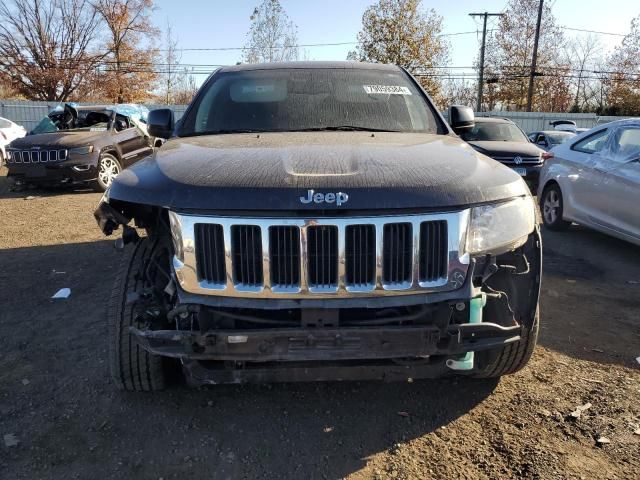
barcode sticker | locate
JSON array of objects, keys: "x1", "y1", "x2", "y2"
[{"x1": 363, "y1": 85, "x2": 412, "y2": 95}]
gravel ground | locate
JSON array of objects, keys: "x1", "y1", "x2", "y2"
[{"x1": 0, "y1": 166, "x2": 639, "y2": 479}]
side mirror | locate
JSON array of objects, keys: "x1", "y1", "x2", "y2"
[
  {"x1": 448, "y1": 105, "x2": 475, "y2": 131},
  {"x1": 147, "y1": 109, "x2": 175, "y2": 139}
]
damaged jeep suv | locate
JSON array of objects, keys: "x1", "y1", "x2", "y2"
[{"x1": 95, "y1": 62, "x2": 541, "y2": 391}]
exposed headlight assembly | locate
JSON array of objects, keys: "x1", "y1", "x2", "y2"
[
  {"x1": 168, "y1": 211, "x2": 184, "y2": 262},
  {"x1": 466, "y1": 196, "x2": 536, "y2": 256},
  {"x1": 68, "y1": 145, "x2": 94, "y2": 155}
]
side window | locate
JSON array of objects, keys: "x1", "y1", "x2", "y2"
[
  {"x1": 572, "y1": 129, "x2": 610, "y2": 154},
  {"x1": 536, "y1": 134, "x2": 546, "y2": 144},
  {"x1": 610, "y1": 127, "x2": 640, "y2": 162}
]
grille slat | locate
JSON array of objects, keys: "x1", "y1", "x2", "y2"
[
  {"x1": 307, "y1": 225, "x2": 338, "y2": 289},
  {"x1": 345, "y1": 225, "x2": 375, "y2": 287},
  {"x1": 383, "y1": 223, "x2": 413, "y2": 285},
  {"x1": 419, "y1": 221, "x2": 448, "y2": 282},
  {"x1": 232, "y1": 225, "x2": 263, "y2": 286},
  {"x1": 270, "y1": 226, "x2": 300, "y2": 288},
  {"x1": 5, "y1": 149, "x2": 67, "y2": 164},
  {"x1": 195, "y1": 224, "x2": 226, "y2": 284}
]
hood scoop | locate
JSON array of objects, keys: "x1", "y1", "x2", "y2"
[{"x1": 284, "y1": 151, "x2": 360, "y2": 177}]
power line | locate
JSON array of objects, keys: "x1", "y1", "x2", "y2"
[
  {"x1": 562, "y1": 26, "x2": 627, "y2": 37},
  {"x1": 469, "y1": 12, "x2": 504, "y2": 111}
]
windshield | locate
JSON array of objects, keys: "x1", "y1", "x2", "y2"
[
  {"x1": 460, "y1": 122, "x2": 528, "y2": 142},
  {"x1": 179, "y1": 68, "x2": 442, "y2": 136},
  {"x1": 546, "y1": 131, "x2": 575, "y2": 144}
]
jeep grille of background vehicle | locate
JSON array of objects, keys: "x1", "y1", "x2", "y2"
[
  {"x1": 231, "y1": 225, "x2": 263, "y2": 286},
  {"x1": 345, "y1": 225, "x2": 376, "y2": 287},
  {"x1": 420, "y1": 221, "x2": 448, "y2": 282},
  {"x1": 190, "y1": 216, "x2": 454, "y2": 295},
  {"x1": 195, "y1": 224, "x2": 226, "y2": 284},
  {"x1": 307, "y1": 225, "x2": 338, "y2": 289},
  {"x1": 270, "y1": 226, "x2": 300, "y2": 288},
  {"x1": 6, "y1": 149, "x2": 68, "y2": 163}
]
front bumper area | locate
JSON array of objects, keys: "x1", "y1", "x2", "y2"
[
  {"x1": 7, "y1": 159, "x2": 98, "y2": 186},
  {"x1": 131, "y1": 322, "x2": 522, "y2": 362}
]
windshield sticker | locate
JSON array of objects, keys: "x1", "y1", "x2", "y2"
[
  {"x1": 363, "y1": 85, "x2": 412, "y2": 95},
  {"x1": 90, "y1": 127, "x2": 108, "y2": 132},
  {"x1": 242, "y1": 84, "x2": 275, "y2": 94}
]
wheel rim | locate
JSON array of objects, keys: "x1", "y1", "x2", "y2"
[
  {"x1": 98, "y1": 157, "x2": 120, "y2": 187},
  {"x1": 543, "y1": 190, "x2": 560, "y2": 224}
]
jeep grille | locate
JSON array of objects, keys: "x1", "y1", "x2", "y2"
[{"x1": 171, "y1": 211, "x2": 470, "y2": 299}]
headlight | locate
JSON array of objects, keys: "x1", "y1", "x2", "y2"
[
  {"x1": 68, "y1": 145, "x2": 94, "y2": 155},
  {"x1": 466, "y1": 196, "x2": 536, "y2": 255}
]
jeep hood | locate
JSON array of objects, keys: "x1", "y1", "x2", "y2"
[
  {"x1": 108, "y1": 132, "x2": 529, "y2": 212},
  {"x1": 10, "y1": 130, "x2": 107, "y2": 148}
]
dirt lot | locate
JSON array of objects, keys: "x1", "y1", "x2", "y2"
[{"x1": 0, "y1": 165, "x2": 639, "y2": 480}]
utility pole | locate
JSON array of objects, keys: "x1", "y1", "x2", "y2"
[
  {"x1": 469, "y1": 12, "x2": 504, "y2": 112},
  {"x1": 526, "y1": 0, "x2": 544, "y2": 111}
]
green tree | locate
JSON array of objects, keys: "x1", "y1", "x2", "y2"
[{"x1": 348, "y1": 0, "x2": 450, "y2": 105}]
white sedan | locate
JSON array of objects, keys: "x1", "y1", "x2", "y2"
[
  {"x1": 0, "y1": 116, "x2": 27, "y2": 165},
  {"x1": 537, "y1": 119, "x2": 640, "y2": 246}
]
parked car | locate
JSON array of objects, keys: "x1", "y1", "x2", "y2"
[
  {"x1": 538, "y1": 119, "x2": 640, "y2": 246},
  {"x1": 94, "y1": 62, "x2": 541, "y2": 391},
  {"x1": 528, "y1": 130, "x2": 576, "y2": 151},
  {"x1": 458, "y1": 117, "x2": 550, "y2": 191},
  {"x1": 5, "y1": 103, "x2": 157, "y2": 191},
  {"x1": 0, "y1": 116, "x2": 26, "y2": 165}
]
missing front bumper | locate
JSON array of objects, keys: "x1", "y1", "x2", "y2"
[{"x1": 130, "y1": 322, "x2": 521, "y2": 363}]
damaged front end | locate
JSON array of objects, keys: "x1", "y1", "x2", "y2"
[{"x1": 95, "y1": 193, "x2": 541, "y2": 385}]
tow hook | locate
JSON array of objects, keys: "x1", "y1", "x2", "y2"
[{"x1": 446, "y1": 293, "x2": 487, "y2": 371}]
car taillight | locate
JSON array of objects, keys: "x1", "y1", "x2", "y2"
[{"x1": 542, "y1": 152, "x2": 554, "y2": 160}]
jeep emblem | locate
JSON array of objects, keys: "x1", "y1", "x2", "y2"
[{"x1": 299, "y1": 189, "x2": 349, "y2": 206}]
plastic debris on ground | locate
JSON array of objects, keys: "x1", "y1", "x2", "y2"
[{"x1": 51, "y1": 288, "x2": 71, "y2": 299}]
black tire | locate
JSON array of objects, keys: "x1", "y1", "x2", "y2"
[
  {"x1": 540, "y1": 183, "x2": 570, "y2": 231},
  {"x1": 92, "y1": 153, "x2": 122, "y2": 192},
  {"x1": 474, "y1": 307, "x2": 539, "y2": 378},
  {"x1": 108, "y1": 237, "x2": 167, "y2": 391}
]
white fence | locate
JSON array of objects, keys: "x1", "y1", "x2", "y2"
[{"x1": 0, "y1": 99, "x2": 632, "y2": 133}]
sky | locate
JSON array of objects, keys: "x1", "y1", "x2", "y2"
[{"x1": 151, "y1": 0, "x2": 640, "y2": 85}]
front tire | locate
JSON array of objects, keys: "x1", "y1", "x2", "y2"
[
  {"x1": 474, "y1": 307, "x2": 539, "y2": 378},
  {"x1": 108, "y1": 237, "x2": 167, "y2": 391},
  {"x1": 540, "y1": 183, "x2": 570, "y2": 230},
  {"x1": 93, "y1": 153, "x2": 121, "y2": 192}
]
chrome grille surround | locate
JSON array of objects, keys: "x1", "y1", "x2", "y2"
[
  {"x1": 170, "y1": 210, "x2": 471, "y2": 299},
  {"x1": 491, "y1": 155, "x2": 541, "y2": 165}
]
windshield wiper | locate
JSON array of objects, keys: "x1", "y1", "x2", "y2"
[
  {"x1": 290, "y1": 126, "x2": 401, "y2": 132},
  {"x1": 181, "y1": 129, "x2": 268, "y2": 137}
]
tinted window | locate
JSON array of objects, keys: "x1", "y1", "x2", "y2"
[
  {"x1": 546, "y1": 131, "x2": 575, "y2": 145},
  {"x1": 179, "y1": 68, "x2": 442, "y2": 135},
  {"x1": 610, "y1": 126, "x2": 640, "y2": 161},
  {"x1": 572, "y1": 129, "x2": 610, "y2": 154},
  {"x1": 459, "y1": 122, "x2": 528, "y2": 142}
]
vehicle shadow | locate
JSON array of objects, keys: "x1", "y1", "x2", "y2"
[
  {"x1": 539, "y1": 224, "x2": 640, "y2": 368},
  {"x1": 0, "y1": 239, "x2": 499, "y2": 479},
  {"x1": 0, "y1": 166, "x2": 97, "y2": 198}
]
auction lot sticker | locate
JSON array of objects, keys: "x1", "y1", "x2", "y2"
[{"x1": 363, "y1": 85, "x2": 412, "y2": 95}]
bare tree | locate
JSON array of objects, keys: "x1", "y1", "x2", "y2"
[
  {"x1": 604, "y1": 15, "x2": 640, "y2": 115},
  {"x1": 0, "y1": 0, "x2": 103, "y2": 101},
  {"x1": 172, "y1": 69, "x2": 199, "y2": 104},
  {"x1": 94, "y1": 0, "x2": 159, "y2": 103},
  {"x1": 160, "y1": 21, "x2": 181, "y2": 104},
  {"x1": 441, "y1": 77, "x2": 478, "y2": 108},
  {"x1": 243, "y1": 0, "x2": 299, "y2": 63},
  {"x1": 565, "y1": 34, "x2": 603, "y2": 112}
]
